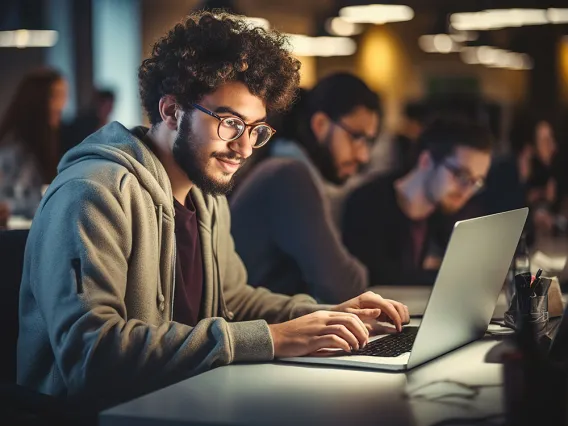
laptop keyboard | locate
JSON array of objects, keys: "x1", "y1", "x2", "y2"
[{"x1": 351, "y1": 327, "x2": 419, "y2": 357}]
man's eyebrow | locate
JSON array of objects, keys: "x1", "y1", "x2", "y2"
[
  {"x1": 455, "y1": 163, "x2": 482, "y2": 179},
  {"x1": 214, "y1": 106, "x2": 267, "y2": 123}
]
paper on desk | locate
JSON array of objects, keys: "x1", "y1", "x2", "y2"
[{"x1": 531, "y1": 251, "x2": 567, "y2": 273}]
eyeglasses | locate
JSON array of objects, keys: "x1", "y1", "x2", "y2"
[
  {"x1": 192, "y1": 104, "x2": 276, "y2": 148},
  {"x1": 334, "y1": 121, "x2": 377, "y2": 146},
  {"x1": 442, "y1": 161, "x2": 485, "y2": 192}
]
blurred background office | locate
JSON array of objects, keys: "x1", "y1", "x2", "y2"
[{"x1": 1, "y1": 0, "x2": 568, "y2": 284}]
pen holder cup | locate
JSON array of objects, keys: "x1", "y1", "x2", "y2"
[{"x1": 504, "y1": 274, "x2": 552, "y2": 341}]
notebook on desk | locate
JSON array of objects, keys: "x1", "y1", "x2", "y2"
[{"x1": 281, "y1": 208, "x2": 529, "y2": 372}]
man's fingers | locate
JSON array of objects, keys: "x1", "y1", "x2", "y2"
[
  {"x1": 359, "y1": 292, "x2": 402, "y2": 330},
  {"x1": 385, "y1": 300, "x2": 409, "y2": 324},
  {"x1": 321, "y1": 324, "x2": 360, "y2": 350},
  {"x1": 314, "y1": 334, "x2": 351, "y2": 353},
  {"x1": 347, "y1": 308, "x2": 382, "y2": 319},
  {"x1": 376, "y1": 300, "x2": 402, "y2": 331},
  {"x1": 366, "y1": 322, "x2": 399, "y2": 336},
  {"x1": 328, "y1": 313, "x2": 369, "y2": 343}
]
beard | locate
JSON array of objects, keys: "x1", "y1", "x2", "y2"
[
  {"x1": 424, "y1": 170, "x2": 463, "y2": 214},
  {"x1": 310, "y1": 129, "x2": 348, "y2": 186},
  {"x1": 172, "y1": 113, "x2": 244, "y2": 196}
]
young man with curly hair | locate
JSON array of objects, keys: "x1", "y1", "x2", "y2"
[{"x1": 17, "y1": 12, "x2": 409, "y2": 409}]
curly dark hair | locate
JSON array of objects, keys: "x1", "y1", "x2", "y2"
[{"x1": 139, "y1": 11, "x2": 301, "y2": 125}]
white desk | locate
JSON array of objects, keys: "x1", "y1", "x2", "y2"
[
  {"x1": 100, "y1": 287, "x2": 512, "y2": 426},
  {"x1": 100, "y1": 336, "x2": 506, "y2": 426},
  {"x1": 101, "y1": 235, "x2": 568, "y2": 425}
]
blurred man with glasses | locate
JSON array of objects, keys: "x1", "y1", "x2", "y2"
[
  {"x1": 230, "y1": 73, "x2": 381, "y2": 304},
  {"x1": 342, "y1": 117, "x2": 493, "y2": 287}
]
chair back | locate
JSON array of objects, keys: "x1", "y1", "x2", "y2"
[{"x1": 0, "y1": 229, "x2": 29, "y2": 383}]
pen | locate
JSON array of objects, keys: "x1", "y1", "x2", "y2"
[
  {"x1": 532, "y1": 269, "x2": 543, "y2": 296},
  {"x1": 533, "y1": 269, "x2": 543, "y2": 286}
]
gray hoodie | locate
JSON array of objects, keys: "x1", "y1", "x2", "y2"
[
  {"x1": 230, "y1": 139, "x2": 368, "y2": 303},
  {"x1": 17, "y1": 122, "x2": 318, "y2": 409}
]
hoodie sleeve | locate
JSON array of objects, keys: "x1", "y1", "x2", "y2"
[
  {"x1": 29, "y1": 177, "x2": 273, "y2": 404},
  {"x1": 267, "y1": 161, "x2": 368, "y2": 303}
]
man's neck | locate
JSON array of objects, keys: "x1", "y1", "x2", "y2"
[
  {"x1": 394, "y1": 170, "x2": 436, "y2": 221},
  {"x1": 145, "y1": 128, "x2": 193, "y2": 205}
]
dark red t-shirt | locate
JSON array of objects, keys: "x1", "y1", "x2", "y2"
[
  {"x1": 410, "y1": 220, "x2": 428, "y2": 267},
  {"x1": 173, "y1": 195, "x2": 203, "y2": 326}
]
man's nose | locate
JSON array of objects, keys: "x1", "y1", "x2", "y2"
[
  {"x1": 355, "y1": 142, "x2": 370, "y2": 164},
  {"x1": 229, "y1": 132, "x2": 254, "y2": 159}
]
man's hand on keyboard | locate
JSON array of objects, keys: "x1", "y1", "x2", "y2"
[
  {"x1": 269, "y1": 311, "x2": 370, "y2": 357},
  {"x1": 364, "y1": 322, "x2": 400, "y2": 336},
  {"x1": 330, "y1": 291, "x2": 410, "y2": 332}
]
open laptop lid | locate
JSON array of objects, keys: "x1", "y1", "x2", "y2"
[{"x1": 407, "y1": 208, "x2": 529, "y2": 369}]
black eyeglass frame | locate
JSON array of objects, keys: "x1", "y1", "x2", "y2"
[
  {"x1": 442, "y1": 161, "x2": 485, "y2": 192},
  {"x1": 192, "y1": 103, "x2": 276, "y2": 148},
  {"x1": 333, "y1": 120, "x2": 377, "y2": 146}
]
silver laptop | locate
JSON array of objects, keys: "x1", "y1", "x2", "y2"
[{"x1": 281, "y1": 208, "x2": 529, "y2": 371}]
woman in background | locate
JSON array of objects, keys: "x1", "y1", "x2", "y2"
[
  {"x1": 0, "y1": 68, "x2": 68, "y2": 220},
  {"x1": 526, "y1": 119, "x2": 561, "y2": 234}
]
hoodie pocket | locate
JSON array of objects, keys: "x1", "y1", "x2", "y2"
[{"x1": 71, "y1": 258, "x2": 83, "y2": 294}]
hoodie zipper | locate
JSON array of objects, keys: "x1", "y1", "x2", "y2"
[
  {"x1": 156, "y1": 205, "x2": 166, "y2": 313},
  {"x1": 157, "y1": 204, "x2": 176, "y2": 319},
  {"x1": 170, "y1": 237, "x2": 176, "y2": 321}
]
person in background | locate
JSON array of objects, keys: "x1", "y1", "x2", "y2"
[
  {"x1": 393, "y1": 102, "x2": 429, "y2": 174},
  {"x1": 18, "y1": 13, "x2": 409, "y2": 412},
  {"x1": 480, "y1": 115, "x2": 537, "y2": 244},
  {"x1": 0, "y1": 68, "x2": 68, "y2": 219},
  {"x1": 61, "y1": 89, "x2": 115, "y2": 154},
  {"x1": 482, "y1": 114, "x2": 534, "y2": 215},
  {"x1": 526, "y1": 119, "x2": 560, "y2": 234},
  {"x1": 230, "y1": 73, "x2": 381, "y2": 303},
  {"x1": 343, "y1": 117, "x2": 493, "y2": 286}
]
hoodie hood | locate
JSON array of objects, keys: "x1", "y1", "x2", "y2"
[{"x1": 57, "y1": 121, "x2": 174, "y2": 215}]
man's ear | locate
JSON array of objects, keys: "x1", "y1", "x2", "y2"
[
  {"x1": 310, "y1": 112, "x2": 332, "y2": 145},
  {"x1": 158, "y1": 95, "x2": 178, "y2": 130}
]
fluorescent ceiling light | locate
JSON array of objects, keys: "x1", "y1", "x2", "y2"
[
  {"x1": 418, "y1": 34, "x2": 461, "y2": 54},
  {"x1": 285, "y1": 34, "x2": 357, "y2": 57},
  {"x1": 0, "y1": 30, "x2": 58, "y2": 48},
  {"x1": 325, "y1": 17, "x2": 364, "y2": 36},
  {"x1": 548, "y1": 8, "x2": 568, "y2": 24},
  {"x1": 459, "y1": 45, "x2": 533, "y2": 70},
  {"x1": 451, "y1": 8, "x2": 567, "y2": 31},
  {"x1": 243, "y1": 17, "x2": 270, "y2": 31},
  {"x1": 339, "y1": 4, "x2": 414, "y2": 24},
  {"x1": 477, "y1": 46, "x2": 502, "y2": 66}
]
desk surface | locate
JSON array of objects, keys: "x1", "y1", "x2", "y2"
[
  {"x1": 101, "y1": 338, "x2": 506, "y2": 426},
  {"x1": 101, "y1": 326, "x2": 509, "y2": 426}
]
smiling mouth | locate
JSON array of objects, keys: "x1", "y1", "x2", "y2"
[
  {"x1": 218, "y1": 158, "x2": 240, "y2": 166},
  {"x1": 215, "y1": 157, "x2": 241, "y2": 173}
]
